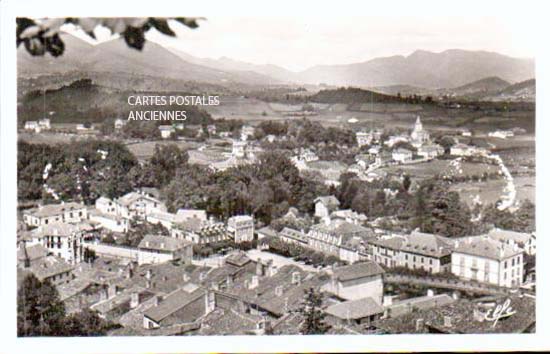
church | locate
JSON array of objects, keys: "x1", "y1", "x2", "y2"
[{"x1": 410, "y1": 116, "x2": 430, "y2": 148}]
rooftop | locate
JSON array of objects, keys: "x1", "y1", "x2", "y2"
[
  {"x1": 144, "y1": 288, "x2": 206, "y2": 323},
  {"x1": 400, "y1": 231, "x2": 453, "y2": 258},
  {"x1": 138, "y1": 235, "x2": 191, "y2": 252},
  {"x1": 325, "y1": 297, "x2": 384, "y2": 320},
  {"x1": 24, "y1": 202, "x2": 86, "y2": 218},
  {"x1": 454, "y1": 236, "x2": 522, "y2": 260},
  {"x1": 333, "y1": 261, "x2": 385, "y2": 282}
]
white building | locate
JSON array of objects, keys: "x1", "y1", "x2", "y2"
[
  {"x1": 227, "y1": 215, "x2": 255, "y2": 243},
  {"x1": 322, "y1": 262, "x2": 385, "y2": 303},
  {"x1": 25, "y1": 222, "x2": 87, "y2": 264},
  {"x1": 241, "y1": 125, "x2": 255, "y2": 141},
  {"x1": 114, "y1": 118, "x2": 127, "y2": 130},
  {"x1": 450, "y1": 143, "x2": 474, "y2": 156},
  {"x1": 137, "y1": 235, "x2": 193, "y2": 265},
  {"x1": 451, "y1": 236, "x2": 523, "y2": 288},
  {"x1": 314, "y1": 196, "x2": 341, "y2": 219},
  {"x1": 23, "y1": 202, "x2": 88, "y2": 227},
  {"x1": 356, "y1": 132, "x2": 373, "y2": 147},
  {"x1": 392, "y1": 148, "x2": 413, "y2": 163},
  {"x1": 487, "y1": 228, "x2": 536, "y2": 256},
  {"x1": 418, "y1": 144, "x2": 444, "y2": 159},
  {"x1": 489, "y1": 130, "x2": 514, "y2": 139},
  {"x1": 159, "y1": 125, "x2": 175, "y2": 139},
  {"x1": 95, "y1": 191, "x2": 167, "y2": 221},
  {"x1": 24, "y1": 121, "x2": 39, "y2": 132}
]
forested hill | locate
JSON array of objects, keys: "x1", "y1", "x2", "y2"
[
  {"x1": 18, "y1": 78, "x2": 214, "y2": 125},
  {"x1": 308, "y1": 87, "x2": 429, "y2": 104}
]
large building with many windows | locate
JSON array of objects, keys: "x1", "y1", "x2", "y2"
[{"x1": 451, "y1": 236, "x2": 523, "y2": 288}]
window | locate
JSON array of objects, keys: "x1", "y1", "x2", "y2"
[
  {"x1": 504, "y1": 261, "x2": 508, "y2": 269},
  {"x1": 45, "y1": 219, "x2": 49, "y2": 225},
  {"x1": 405, "y1": 254, "x2": 408, "y2": 261},
  {"x1": 70, "y1": 212, "x2": 73, "y2": 218},
  {"x1": 512, "y1": 258, "x2": 515, "y2": 266},
  {"x1": 79, "y1": 211, "x2": 82, "y2": 217},
  {"x1": 429, "y1": 259, "x2": 433, "y2": 265}
]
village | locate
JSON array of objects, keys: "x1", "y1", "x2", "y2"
[{"x1": 17, "y1": 114, "x2": 536, "y2": 336}]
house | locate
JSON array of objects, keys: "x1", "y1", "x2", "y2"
[
  {"x1": 314, "y1": 196, "x2": 340, "y2": 218},
  {"x1": 256, "y1": 226, "x2": 278, "y2": 240},
  {"x1": 489, "y1": 130, "x2": 514, "y2": 139},
  {"x1": 24, "y1": 121, "x2": 39, "y2": 132},
  {"x1": 39, "y1": 118, "x2": 51, "y2": 130},
  {"x1": 158, "y1": 125, "x2": 175, "y2": 139},
  {"x1": 308, "y1": 219, "x2": 374, "y2": 260},
  {"x1": 368, "y1": 145, "x2": 381, "y2": 156},
  {"x1": 23, "y1": 202, "x2": 88, "y2": 227},
  {"x1": 240, "y1": 125, "x2": 255, "y2": 141},
  {"x1": 392, "y1": 148, "x2": 413, "y2": 163},
  {"x1": 324, "y1": 297, "x2": 384, "y2": 327},
  {"x1": 25, "y1": 222, "x2": 87, "y2": 264},
  {"x1": 384, "y1": 292, "x2": 455, "y2": 318},
  {"x1": 279, "y1": 227, "x2": 309, "y2": 247},
  {"x1": 330, "y1": 209, "x2": 367, "y2": 225},
  {"x1": 486, "y1": 228, "x2": 535, "y2": 256},
  {"x1": 96, "y1": 191, "x2": 167, "y2": 221},
  {"x1": 450, "y1": 143, "x2": 473, "y2": 156},
  {"x1": 451, "y1": 236, "x2": 523, "y2": 288},
  {"x1": 418, "y1": 144, "x2": 444, "y2": 159},
  {"x1": 114, "y1": 118, "x2": 127, "y2": 130},
  {"x1": 356, "y1": 131, "x2": 373, "y2": 147},
  {"x1": 232, "y1": 140, "x2": 247, "y2": 158},
  {"x1": 398, "y1": 231, "x2": 453, "y2": 274},
  {"x1": 137, "y1": 235, "x2": 193, "y2": 265},
  {"x1": 370, "y1": 235, "x2": 407, "y2": 268},
  {"x1": 89, "y1": 209, "x2": 129, "y2": 233},
  {"x1": 143, "y1": 288, "x2": 210, "y2": 329},
  {"x1": 17, "y1": 243, "x2": 49, "y2": 268},
  {"x1": 385, "y1": 135, "x2": 409, "y2": 147},
  {"x1": 205, "y1": 124, "x2": 216, "y2": 135},
  {"x1": 171, "y1": 218, "x2": 228, "y2": 245},
  {"x1": 227, "y1": 215, "x2": 255, "y2": 243},
  {"x1": 410, "y1": 116, "x2": 430, "y2": 148},
  {"x1": 297, "y1": 148, "x2": 319, "y2": 162},
  {"x1": 19, "y1": 255, "x2": 75, "y2": 286},
  {"x1": 76, "y1": 123, "x2": 96, "y2": 134},
  {"x1": 322, "y1": 261, "x2": 385, "y2": 303}
]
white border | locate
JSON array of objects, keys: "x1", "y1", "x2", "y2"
[{"x1": 1, "y1": 0, "x2": 549, "y2": 352}]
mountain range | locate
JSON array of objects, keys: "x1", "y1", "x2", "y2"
[{"x1": 18, "y1": 33, "x2": 535, "y2": 92}]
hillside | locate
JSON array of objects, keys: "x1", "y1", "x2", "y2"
[
  {"x1": 482, "y1": 79, "x2": 536, "y2": 102},
  {"x1": 437, "y1": 76, "x2": 511, "y2": 98},
  {"x1": 307, "y1": 87, "x2": 411, "y2": 104},
  {"x1": 17, "y1": 79, "x2": 213, "y2": 125},
  {"x1": 294, "y1": 50, "x2": 534, "y2": 89},
  {"x1": 17, "y1": 33, "x2": 282, "y2": 87}
]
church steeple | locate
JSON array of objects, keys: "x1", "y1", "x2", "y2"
[{"x1": 414, "y1": 116, "x2": 423, "y2": 131}]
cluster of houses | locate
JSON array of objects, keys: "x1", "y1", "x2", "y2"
[
  {"x1": 259, "y1": 195, "x2": 535, "y2": 289},
  {"x1": 23, "y1": 118, "x2": 51, "y2": 133},
  {"x1": 18, "y1": 188, "x2": 256, "y2": 285}
]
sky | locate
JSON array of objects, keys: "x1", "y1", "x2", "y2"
[{"x1": 66, "y1": 16, "x2": 537, "y2": 72}]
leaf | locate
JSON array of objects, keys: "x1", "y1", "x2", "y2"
[
  {"x1": 148, "y1": 18, "x2": 176, "y2": 36},
  {"x1": 123, "y1": 26, "x2": 145, "y2": 50},
  {"x1": 19, "y1": 25, "x2": 42, "y2": 39},
  {"x1": 45, "y1": 33, "x2": 65, "y2": 57},
  {"x1": 174, "y1": 17, "x2": 204, "y2": 29}
]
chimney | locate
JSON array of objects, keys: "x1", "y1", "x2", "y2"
[
  {"x1": 291, "y1": 271, "x2": 301, "y2": 285},
  {"x1": 108, "y1": 284, "x2": 117, "y2": 299},
  {"x1": 226, "y1": 275, "x2": 233, "y2": 286},
  {"x1": 443, "y1": 316, "x2": 452, "y2": 328},
  {"x1": 275, "y1": 285, "x2": 284, "y2": 297},
  {"x1": 199, "y1": 271, "x2": 207, "y2": 282},
  {"x1": 427, "y1": 289, "x2": 434, "y2": 297},
  {"x1": 99, "y1": 287, "x2": 108, "y2": 301},
  {"x1": 266, "y1": 260, "x2": 275, "y2": 277},
  {"x1": 415, "y1": 318, "x2": 425, "y2": 331},
  {"x1": 160, "y1": 242, "x2": 165, "y2": 249},
  {"x1": 218, "y1": 257, "x2": 226, "y2": 267},
  {"x1": 130, "y1": 292, "x2": 139, "y2": 309},
  {"x1": 249, "y1": 275, "x2": 259, "y2": 289},
  {"x1": 256, "y1": 259, "x2": 264, "y2": 276},
  {"x1": 183, "y1": 273, "x2": 190, "y2": 282},
  {"x1": 146, "y1": 279, "x2": 151, "y2": 289},
  {"x1": 152, "y1": 296, "x2": 159, "y2": 307},
  {"x1": 383, "y1": 295, "x2": 393, "y2": 307},
  {"x1": 205, "y1": 291, "x2": 216, "y2": 313}
]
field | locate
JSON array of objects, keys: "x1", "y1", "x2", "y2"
[
  {"x1": 125, "y1": 140, "x2": 200, "y2": 162},
  {"x1": 449, "y1": 179, "x2": 507, "y2": 208},
  {"x1": 378, "y1": 159, "x2": 501, "y2": 181}
]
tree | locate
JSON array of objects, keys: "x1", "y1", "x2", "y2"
[
  {"x1": 299, "y1": 287, "x2": 330, "y2": 334},
  {"x1": 17, "y1": 17, "x2": 203, "y2": 57},
  {"x1": 18, "y1": 274, "x2": 66, "y2": 336}
]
